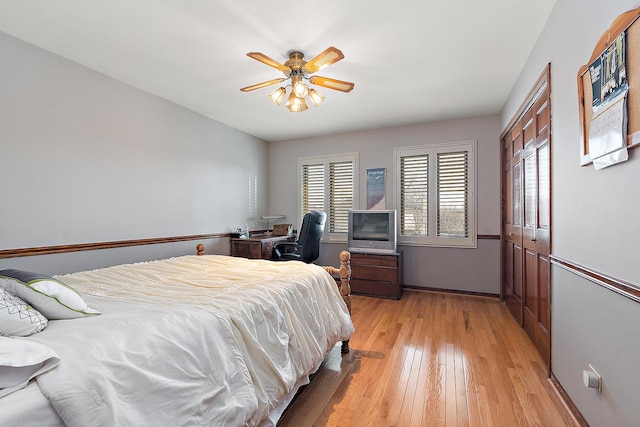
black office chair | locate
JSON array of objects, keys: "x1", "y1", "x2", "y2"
[{"x1": 271, "y1": 211, "x2": 326, "y2": 263}]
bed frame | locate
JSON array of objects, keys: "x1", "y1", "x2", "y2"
[{"x1": 196, "y1": 243, "x2": 352, "y2": 353}]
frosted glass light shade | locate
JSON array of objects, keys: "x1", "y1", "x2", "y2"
[
  {"x1": 293, "y1": 81, "x2": 309, "y2": 97},
  {"x1": 269, "y1": 87, "x2": 286, "y2": 105},
  {"x1": 308, "y1": 89, "x2": 325, "y2": 106},
  {"x1": 286, "y1": 92, "x2": 308, "y2": 112}
]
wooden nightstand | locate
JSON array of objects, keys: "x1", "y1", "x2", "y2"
[{"x1": 349, "y1": 251, "x2": 403, "y2": 299}]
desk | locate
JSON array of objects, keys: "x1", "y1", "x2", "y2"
[{"x1": 230, "y1": 234, "x2": 295, "y2": 260}]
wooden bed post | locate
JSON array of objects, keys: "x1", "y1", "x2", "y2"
[
  {"x1": 196, "y1": 243, "x2": 205, "y2": 256},
  {"x1": 322, "y1": 251, "x2": 352, "y2": 354}
]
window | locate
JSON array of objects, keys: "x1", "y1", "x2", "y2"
[
  {"x1": 394, "y1": 141, "x2": 476, "y2": 247},
  {"x1": 298, "y1": 153, "x2": 358, "y2": 240}
]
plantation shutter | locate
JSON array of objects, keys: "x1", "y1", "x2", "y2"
[
  {"x1": 437, "y1": 151, "x2": 469, "y2": 237},
  {"x1": 301, "y1": 163, "x2": 324, "y2": 215},
  {"x1": 329, "y1": 161, "x2": 353, "y2": 233},
  {"x1": 400, "y1": 154, "x2": 429, "y2": 235}
]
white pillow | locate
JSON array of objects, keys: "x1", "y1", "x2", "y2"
[
  {"x1": 0, "y1": 289, "x2": 48, "y2": 337},
  {"x1": 0, "y1": 336, "x2": 60, "y2": 397},
  {"x1": 0, "y1": 269, "x2": 100, "y2": 320}
]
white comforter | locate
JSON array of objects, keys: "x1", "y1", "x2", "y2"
[{"x1": 26, "y1": 255, "x2": 354, "y2": 427}]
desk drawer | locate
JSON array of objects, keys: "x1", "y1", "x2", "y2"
[{"x1": 260, "y1": 241, "x2": 274, "y2": 259}]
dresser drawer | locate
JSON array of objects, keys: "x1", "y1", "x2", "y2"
[
  {"x1": 351, "y1": 279, "x2": 403, "y2": 299},
  {"x1": 350, "y1": 253, "x2": 398, "y2": 268},
  {"x1": 351, "y1": 265, "x2": 399, "y2": 282}
]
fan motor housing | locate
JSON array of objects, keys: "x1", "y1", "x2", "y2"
[{"x1": 285, "y1": 51, "x2": 306, "y2": 71}]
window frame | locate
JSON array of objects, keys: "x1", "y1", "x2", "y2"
[
  {"x1": 393, "y1": 140, "x2": 477, "y2": 248},
  {"x1": 297, "y1": 152, "x2": 359, "y2": 242}
]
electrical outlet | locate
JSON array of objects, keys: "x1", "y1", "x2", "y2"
[{"x1": 583, "y1": 364, "x2": 602, "y2": 392}]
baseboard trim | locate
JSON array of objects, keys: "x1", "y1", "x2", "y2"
[
  {"x1": 402, "y1": 284, "x2": 499, "y2": 299},
  {"x1": 549, "y1": 373, "x2": 589, "y2": 427}
]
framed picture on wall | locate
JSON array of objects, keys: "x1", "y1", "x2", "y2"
[{"x1": 366, "y1": 168, "x2": 386, "y2": 210}]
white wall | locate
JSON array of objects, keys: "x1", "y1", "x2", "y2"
[
  {"x1": 502, "y1": 0, "x2": 640, "y2": 425},
  {"x1": 268, "y1": 115, "x2": 501, "y2": 294},
  {"x1": 0, "y1": 31, "x2": 267, "y2": 274}
]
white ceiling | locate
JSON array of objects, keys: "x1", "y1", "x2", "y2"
[{"x1": 0, "y1": 0, "x2": 556, "y2": 142}]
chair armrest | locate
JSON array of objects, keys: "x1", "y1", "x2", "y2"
[
  {"x1": 271, "y1": 241, "x2": 301, "y2": 261},
  {"x1": 274, "y1": 241, "x2": 300, "y2": 252},
  {"x1": 280, "y1": 252, "x2": 302, "y2": 261}
]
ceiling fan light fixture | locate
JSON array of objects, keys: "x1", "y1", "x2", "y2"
[
  {"x1": 285, "y1": 91, "x2": 308, "y2": 112},
  {"x1": 288, "y1": 102, "x2": 308, "y2": 113},
  {"x1": 285, "y1": 90, "x2": 296, "y2": 108},
  {"x1": 293, "y1": 81, "x2": 309, "y2": 98},
  {"x1": 308, "y1": 88, "x2": 325, "y2": 107},
  {"x1": 269, "y1": 87, "x2": 286, "y2": 105},
  {"x1": 242, "y1": 46, "x2": 353, "y2": 113}
]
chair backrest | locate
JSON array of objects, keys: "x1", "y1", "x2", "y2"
[{"x1": 297, "y1": 211, "x2": 327, "y2": 263}]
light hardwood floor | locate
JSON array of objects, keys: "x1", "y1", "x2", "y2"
[{"x1": 278, "y1": 290, "x2": 579, "y2": 427}]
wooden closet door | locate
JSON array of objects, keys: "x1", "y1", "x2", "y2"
[
  {"x1": 501, "y1": 66, "x2": 551, "y2": 367},
  {"x1": 522, "y1": 93, "x2": 551, "y2": 366}
]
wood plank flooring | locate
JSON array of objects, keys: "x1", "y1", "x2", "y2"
[{"x1": 278, "y1": 290, "x2": 579, "y2": 427}]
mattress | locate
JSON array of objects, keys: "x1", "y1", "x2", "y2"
[{"x1": 1, "y1": 255, "x2": 354, "y2": 426}]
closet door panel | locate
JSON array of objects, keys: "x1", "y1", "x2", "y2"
[
  {"x1": 503, "y1": 127, "x2": 524, "y2": 324},
  {"x1": 522, "y1": 146, "x2": 538, "y2": 342},
  {"x1": 534, "y1": 109, "x2": 551, "y2": 365}
]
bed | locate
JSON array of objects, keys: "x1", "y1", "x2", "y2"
[{"x1": 0, "y1": 246, "x2": 354, "y2": 426}]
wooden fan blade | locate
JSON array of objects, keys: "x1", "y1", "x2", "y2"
[
  {"x1": 309, "y1": 76, "x2": 354, "y2": 93},
  {"x1": 302, "y1": 46, "x2": 345, "y2": 74},
  {"x1": 246, "y1": 52, "x2": 290, "y2": 72},
  {"x1": 240, "y1": 78, "x2": 286, "y2": 92}
]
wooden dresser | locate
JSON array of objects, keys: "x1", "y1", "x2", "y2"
[
  {"x1": 350, "y1": 251, "x2": 403, "y2": 299},
  {"x1": 230, "y1": 234, "x2": 295, "y2": 260}
]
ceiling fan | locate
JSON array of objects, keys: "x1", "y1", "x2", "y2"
[{"x1": 240, "y1": 46, "x2": 354, "y2": 112}]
